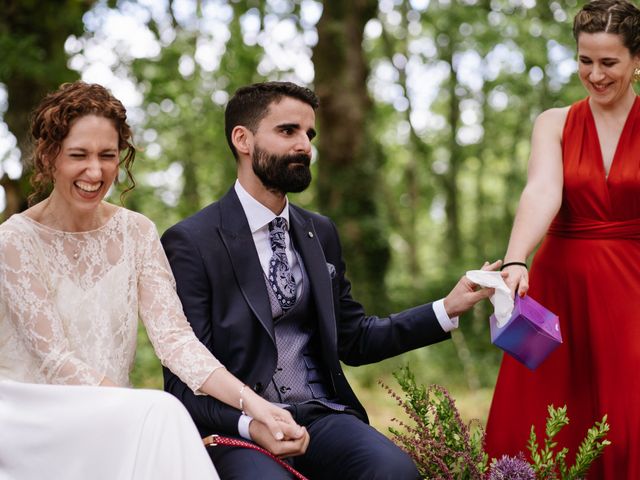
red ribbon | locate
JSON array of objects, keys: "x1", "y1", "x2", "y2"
[{"x1": 203, "y1": 435, "x2": 309, "y2": 480}]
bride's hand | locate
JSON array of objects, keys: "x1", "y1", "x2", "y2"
[{"x1": 242, "y1": 389, "x2": 305, "y2": 442}]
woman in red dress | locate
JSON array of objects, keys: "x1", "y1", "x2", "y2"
[{"x1": 485, "y1": 1, "x2": 640, "y2": 477}]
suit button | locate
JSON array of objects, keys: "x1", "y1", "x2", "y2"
[
  {"x1": 279, "y1": 386, "x2": 288, "y2": 394},
  {"x1": 254, "y1": 382, "x2": 263, "y2": 393}
]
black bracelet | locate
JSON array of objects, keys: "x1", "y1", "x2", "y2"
[{"x1": 500, "y1": 261, "x2": 528, "y2": 271}]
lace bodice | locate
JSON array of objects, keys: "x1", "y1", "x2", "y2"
[{"x1": 0, "y1": 207, "x2": 221, "y2": 392}]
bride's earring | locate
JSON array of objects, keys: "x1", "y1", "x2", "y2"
[{"x1": 634, "y1": 67, "x2": 640, "y2": 83}]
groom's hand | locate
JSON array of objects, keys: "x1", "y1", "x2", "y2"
[
  {"x1": 443, "y1": 260, "x2": 502, "y2": 318},
  {"x1": 249, "y1": 419, "x2": 310, "y2": 458}
]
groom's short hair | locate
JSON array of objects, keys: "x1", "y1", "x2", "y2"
[{"x1": 225, "y1": 81, "x2": 319, "y2": 159}]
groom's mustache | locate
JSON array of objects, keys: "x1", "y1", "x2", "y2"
[{"x1": 283, "y1": 153, "x2": 311, "y2": 167}]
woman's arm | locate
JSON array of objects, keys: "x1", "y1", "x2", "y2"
[
  {"x1": 199, "y1": 368, "x2": 309, "y2": 455},
  {"x1": 136, "y1": 216, "x2": 307, "y2": 451},
  {"x1": 502, "y1": 107, "x2": 567, "y2": 296},
  {"x1": 135, "y1": 216, "x2": 223, "y2": 393}
]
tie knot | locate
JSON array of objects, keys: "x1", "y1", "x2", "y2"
[{"x1": 270, "y1": 217, "x2": 288, "y2": 232}]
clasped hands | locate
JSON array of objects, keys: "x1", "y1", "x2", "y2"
[{"x1": 242, "y1": 391, "x2": 309, "y2": 458}]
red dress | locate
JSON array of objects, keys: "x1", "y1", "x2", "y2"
[{"x1": 486, "y1": 97, "x2": 640, "y2": 479}]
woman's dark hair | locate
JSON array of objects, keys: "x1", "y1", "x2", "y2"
[
  {"x1": 28, "y1": 81, "x2": 136, "y2": 204},
  {"x1": 573, "y1": 0, "x2": 640, "y2": 55}
]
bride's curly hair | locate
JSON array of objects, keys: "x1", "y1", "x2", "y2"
[{"x1": 28, "y1": 81, "x2": 137, "y2": 205}]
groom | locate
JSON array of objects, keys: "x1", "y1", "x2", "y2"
[{"x1": 162, "y1": 81, "x2": 497, "y2": 479}]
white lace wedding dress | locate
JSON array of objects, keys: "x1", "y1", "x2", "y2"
[{"x1": 0, "y1": 207, "x2": 221, "y2": 480}]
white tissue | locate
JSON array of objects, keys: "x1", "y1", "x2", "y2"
[{"x1": 465, "y1": 270, "x2": 514, "y2": 327}]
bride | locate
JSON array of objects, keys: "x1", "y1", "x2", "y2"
[{"x1": 0, "y1": 81, "x2": 308, "y2": 480}]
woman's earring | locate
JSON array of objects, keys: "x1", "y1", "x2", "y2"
[{"x1": 634, "y1": 67, "x2": 640, "y2": 82}]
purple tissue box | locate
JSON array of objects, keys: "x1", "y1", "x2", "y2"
[{"x1": 490, "y1": 295, "x2": 562, "y2": 370}]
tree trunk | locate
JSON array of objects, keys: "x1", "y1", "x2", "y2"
[
  {"x1": 313, "y1": 0, "x2": 389, "y2": 311},
  {"x1": 442, "y1": 43, "x2": 463, "y2": 260}
]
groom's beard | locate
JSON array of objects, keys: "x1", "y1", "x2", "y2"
[{"x1": 252, "y1": 146, "x2": 312, "y2": 194}]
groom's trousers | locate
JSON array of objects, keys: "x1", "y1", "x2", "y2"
[{"x1": 207, "y1": 403, "x2": 419, "y2": 480}]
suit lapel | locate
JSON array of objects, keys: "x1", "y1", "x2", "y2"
[
  {"x1": 289, "y1": 208, "x2": 338, "y2": 352},
  {"x1": 218, "y1": 189, "x2": 275, "y2": 345}
]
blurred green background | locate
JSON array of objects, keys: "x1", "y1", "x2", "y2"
[{"x1": 1, "y1": 0, "x2": 594, "y2": 432}]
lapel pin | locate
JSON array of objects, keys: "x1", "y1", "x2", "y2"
[{"x1": 308, "y1": 231, "x2": 314, "y2": 238}]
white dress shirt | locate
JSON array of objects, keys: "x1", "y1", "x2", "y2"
[{"x1": 234, "y1": 180, "x2": 302, "y2": 298}]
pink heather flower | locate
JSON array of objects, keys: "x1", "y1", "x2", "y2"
[{"x1": 489, "y1": 453, "x2": 535, "y2": 480}]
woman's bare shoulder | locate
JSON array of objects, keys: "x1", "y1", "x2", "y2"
[{"x1": 536, "y1": 106, "x2": 570, "y2": 129}]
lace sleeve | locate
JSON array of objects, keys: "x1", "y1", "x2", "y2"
[
  {"x1": 135, "y1": 215, "x2": 222, "y2": 394},
  {"x1": 0, "y1": 229, "x2": 103, "y2": 385}
]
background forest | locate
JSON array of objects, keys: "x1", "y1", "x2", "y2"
[{"x1": 1, "y1": 0, "x2": 590, "y2": 431}]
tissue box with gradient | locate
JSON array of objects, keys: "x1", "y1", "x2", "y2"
[{"x1": 490, "y1": 295, "x2": 562, "y2": 370}]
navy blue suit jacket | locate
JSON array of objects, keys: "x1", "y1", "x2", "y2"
[{"x1": 161, "y1": 188, "x2": 450, "y2": 436}]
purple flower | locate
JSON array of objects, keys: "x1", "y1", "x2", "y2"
[{"x1": 489, "y1": 454, "x2": 535, "y2": 480}]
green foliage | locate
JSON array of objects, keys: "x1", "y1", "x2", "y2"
[
  {"x1": 383, "y1": 367, "x2": 611, "y2": 480},
  {"x1": 1, "y1": 0, "x2": 597, "y2": 392},
  {"x1": 0, "y1": 0, "x2": 92, "y2": 82},
  {"x1": 381, "y1": 366, "x2": 487, "y2": 479},
  {"x1": 527, "y1": 405, "x2": 611, "y2": 480},
  {"x1": 569, "y1": 416, "x2": 611, "y2": 479},
  {"x1": 527, "y1": 405, "x2": 571, "y2": 479}
]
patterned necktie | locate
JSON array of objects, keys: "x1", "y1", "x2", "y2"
[{"x1": 268, "y1": 217, "x2": 297, "y2": 311}]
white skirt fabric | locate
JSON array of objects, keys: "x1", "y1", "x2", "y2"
[{"x1": 0, "y1": 381, "x2": 219, "y2": 480}]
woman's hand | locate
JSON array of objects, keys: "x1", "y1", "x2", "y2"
[
  {"x1": 198, "y1": 367, "x2": 306, "y2": 452},
  {"x1": 242, "y1": 389, "x2": 305, "y2": 443},
  {"x1": 503, "y1": 264, "x2": 529, "y2": 298},
  {"x1": 249, "y1": 419, "x2": 310, "y2": 458}
]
